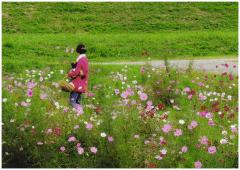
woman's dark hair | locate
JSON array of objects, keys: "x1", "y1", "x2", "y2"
[{"x1": 76, "y1": 43, "x2": 87, "y2": 54}]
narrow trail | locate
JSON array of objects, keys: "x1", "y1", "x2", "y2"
[{"x1": 92, "y1": 58, "x2": 238, "y2": 74}]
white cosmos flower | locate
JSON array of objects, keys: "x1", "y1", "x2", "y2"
[
  {"x1": 3, "y1": 98, "x2": 7, "y2": 103},
  {"x1": 26, "y1": 99, "x2": 31, "y2": 103},
  {"x1": 222, "y1": 130, "x2": 228, "y2": 135},
  {"x1": 179, "y1": 119, "x2": 185, "y2": 125},
  {"x1": 160, "y1": 148, "x2": 167, "y2": 155},
  {"x1": 227, "y1": 95, "x2": 232, "y2": 100},
  {"x1": 220, "y1": 139, "x2": 228, "y2": 144},
  {"x1": 100, "y1": 132, "x2": 107, "y2": 137}
]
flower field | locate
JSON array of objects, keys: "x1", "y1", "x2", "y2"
[{"x1": 2, "y1": 61, "x2": 238, "y2": 168}]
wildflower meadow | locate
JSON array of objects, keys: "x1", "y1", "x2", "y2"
[{"x1": 2, "y1": 2, "x2": 238, "y2": 168}]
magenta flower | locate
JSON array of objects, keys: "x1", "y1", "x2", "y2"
[
  {"x1": 162, "y1": 124, "x2": 172, "y2": 133},
  {"x1": 27, "y1": 89, "x2": 33, "y2": 97},
  {"x1": 140, "y1": 93, "x2": 148, "y2": 101},
  {"x1": 194, "y1": 161, "x2": 202, "y2": 168},
  {"x1": 90, "y1": 147, "x2": 98, "y2": 154},
  {"x1": 199, "y1": 111, "x2": 208, "y2": 117},
  {"x1": 208, "y1": 146, "x2": 217, "y2": 154},
  {"x1": 174, "y1": 129, "x2": 183, "y2": 137},
  {"x1": 60, "y1": 146, "x2": 65, "y2": 152},
  {"x1": 181, "y1": 146, "x2": 188, "y2": 153},
  {"x1": 68, "y1": 136, "x2": 76, "y2": 142},
  {"x1": 86, "y1": 122, "x2": 93, "y2": 130},
  {"x1": 108, "y1": 136, "x2": 114, "y2": 142}
]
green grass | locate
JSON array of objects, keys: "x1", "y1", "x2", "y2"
[
  {"x1": 2, "y1": 2, "x2": 238, "y2": 62},
  {"x1": 2, "y1": 31, "x2": 238, "y2": 73},
  {"x1": 2, "y1": 2, "x2": 238, "y2": 33}
]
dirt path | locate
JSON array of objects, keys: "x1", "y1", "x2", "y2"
[{"x1": 92, "y1": 58, "x2": 238, "y2": 74}]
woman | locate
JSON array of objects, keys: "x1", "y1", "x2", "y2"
[{"x1": 67, "y1": 43, "x2": 89, "y2": 109}]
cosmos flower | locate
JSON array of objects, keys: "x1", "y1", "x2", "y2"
[
  {"x1": 174, "y1": 129, "x2": 183, "y2": 137},
  {"x1": 86, "y1": 123, "x2": 93, "y2": 130},
  {"x1": 68, "y1": 136, "x2": 76, "y2": 142},
  {"x1": 181, "y1": 146, "x2": 188, "y2": 153},
  {"x1": 199, "y1": 136, "x2": 208, "y2": 145},
  {"x1": 194, "y1": 161, "x2": 202, "y2": 168},
  {"x1": 208, "y1": 146, "x2": 217, "y2": 154},
  {"x1": 162, "y1": 124, "x2": 172, "y2": 133},
  {"x1": 139, "y1": 93, "x2": 148, "y2": 101},
  {"x1": 77, "y1": 147, "x2": 84, "y2": 155},
  {"x1": 100, "y1": 132, "x2": 107, "y2": 137},
  {"x1": 107, "y1": 136, "x2": 114, "y2": 142},
  {"x1": 60, "y1": 146, "x2": 65, "y2": 152},
  {"x1": 90, "y1": 147, "x2": 98, "y2": 154},
  {"x1": 27, "y1": 89, "x2": 33, "y2": 97}
]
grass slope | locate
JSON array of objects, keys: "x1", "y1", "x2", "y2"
[
  {"x1": 2, "y1": 2, "x2": 238, "y2": 63},
  {"x1": 2, "y1": 2, "x2": 238, "y2": 33}
]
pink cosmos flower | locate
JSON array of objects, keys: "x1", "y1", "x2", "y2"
[
  {"x1": 87, "y1": 92, "x2": 95, "y2": 97},
  {"x1": 155, "y1": 155, "x2": 163, "y2": 160},
  {"x1": 121, "y1": 91, "x2": 128, "y2": 99},
  {"x1": 40, "y1": 93, "x2": 48, "y2": 100},
  {"x1": 183, "y1": 87, "x2": 191, "y2": 93},
  {"x1": 208, "y1": 120, "x2": 215, "y2": 126},
  {"x1": 63, "y1": 108, "x2": 69, "y2": 113},
  {"x1": 147, "y1": 100, "x2": 152, "y2": 106},
  {"x1": 60, "y1": 146, "x2": 65, "y2": 152},
  {"x1": 231, "y1": 126, "x2": 237, "y2": 133},
  {"x1": 191, "y1": 121, "x2": 198, "y2": 128},
  {"x1": 107, "y1": 136, "x2": 114, "y2": 142},
  {"x1": 198, "y1": 82, "x2": 204, "y2": 87},
  {"x1": 86, "y1": 122, "x2": 93, "y2": 130},
  {"x1": 205, "y1": 112, "x2": 213, "y2": 119},
  {"x1": 199, "y1": 136, "x2": 208, "y2": 145},
  {"x1": 181, "y1": 146, "x2": 188, "y2": 153},
  {"x1": 174, "y1": 129, "x2": 183, "y2": 137},
  {"x1": 90, "y1": 147, "x2": 98, "y2": 154},
  {"x1": 194, "y1": 161, "x2": 202, "y2": 168},
  {"x1": 27, "y1": 81, "x2": 37, "y2": 89},
  {"x1": 199, "y1": 111, "x2": 208, "y2": 117},
  {"x1": 115, "y1": 89, "x2": 120, "y2": 95},
  {"x1": 77, "y1": 147, "x2": 84, "y2": 155},
  {"x1": 140, "y1": 93, "x2": 148, "y2": 101},
  {"x1": 199, "y1": 93, "x2": 207, "y2": 101},
  {"x1": 21, "y1": 101, "x2": 30, "y2": 107},
  {"x1": 140, "y1": 66, "x2": 145, "y2": 74},
  {"x1": 162, "y1": 124, "x2": 172, "y2": 133},
  {"x1": 74, "y1": 125, "x2": 80, "y2": 129},
  {"x1": 27, "y1": 89, "x2": 33, "y2": 97},
  {"x1": 208, "y1": 146, "x2": 217, "y2": 154},
  {"x1": 126, "y1": 88, "x2": 134, "y2": 96},
  {"x1": 68, "y1": 136, "x2": 76, "y2": 142},
  {"x1": 75, "y1": 104, "x2": 83, "y2": 115},
  {"x1": 188, "y1": 94, "x2": 193, "y2": 100},
  {"x1": 46, "y1": 128, "x2": 52, "y2": 134}
]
